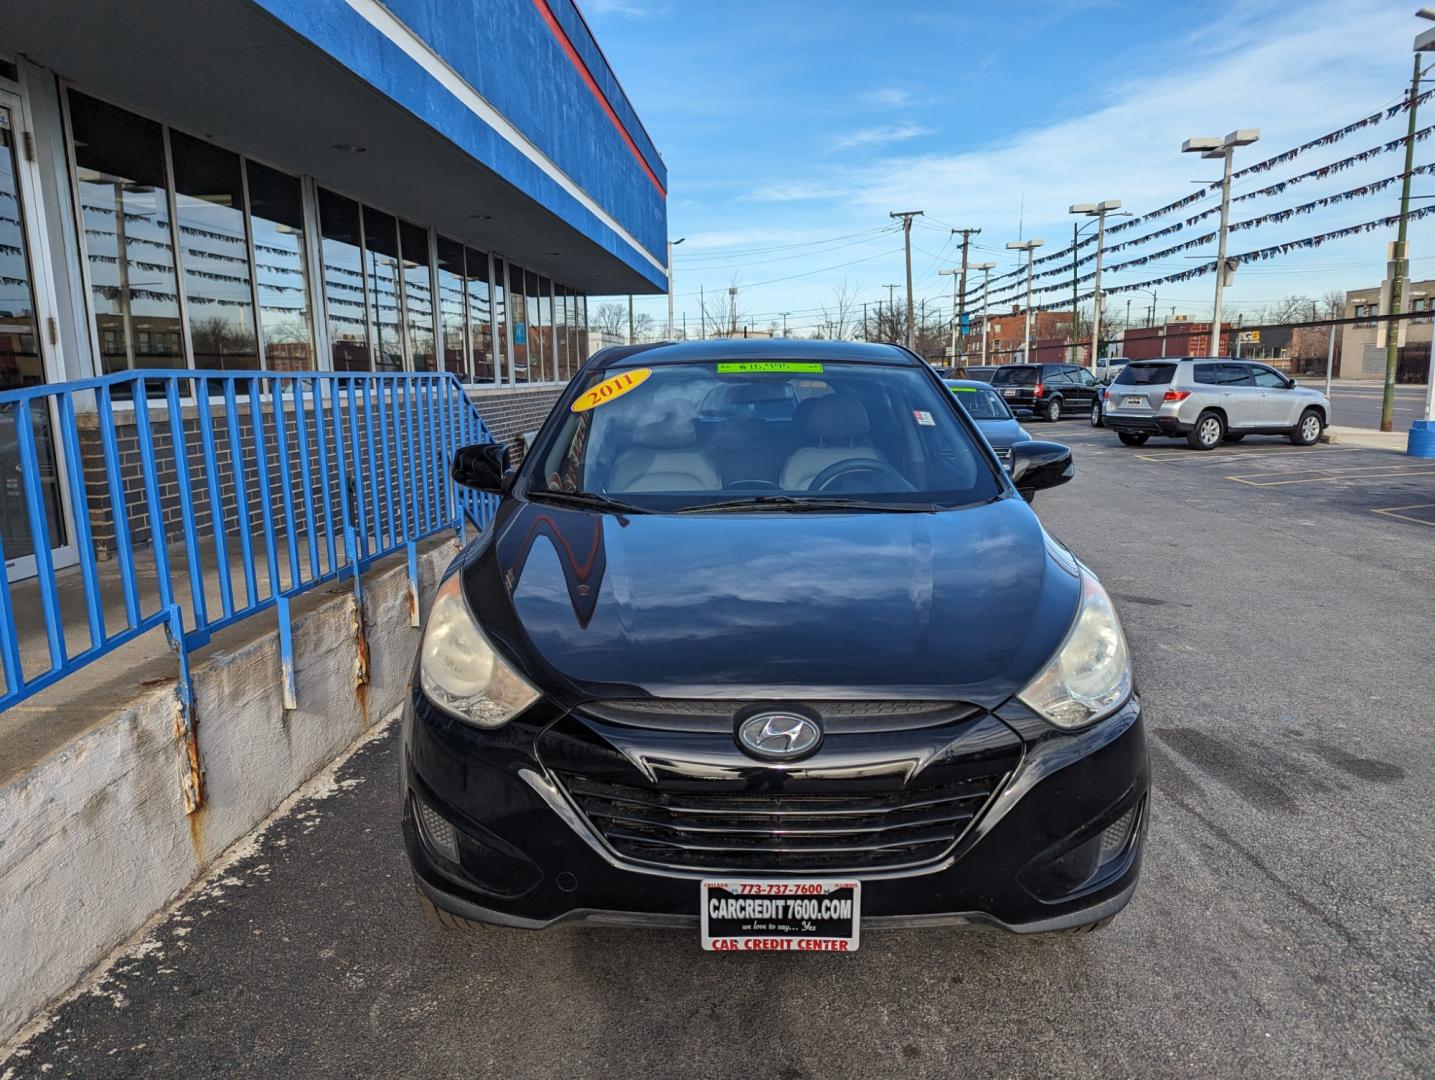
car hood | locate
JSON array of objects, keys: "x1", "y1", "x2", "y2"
[
  {"x1": 463, "y1": 497, "x2": 1082, "y2": 708},
  {"x1": 976, "y1": 418, "x2": 1030, "y2": 449}
]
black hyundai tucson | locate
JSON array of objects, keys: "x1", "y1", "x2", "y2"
[{"x1": 403, "y1": 339, "x2": 1148, "y2": 952}]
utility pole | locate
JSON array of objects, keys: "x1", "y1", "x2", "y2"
[
  {"x1": 780, "y1": 311, "x2": 790, "y2": 336},
  {"x1": 728, "y1": 286, "x2": 738, "y2": 337},
  {"x1": 951, "y1": 228, "x2": 980, "y2": 361},
  {"x1": 700, "y1": 285, "x2": 706, "y2": 340},
  {"x1": 1006, "y1": 239, "x2": 1044, "y2": 362},
  {"x1": 627, "y1": 294, "x2": 634, "y2": 344},
  {"x1": 882, "y1": 284, "x2": 900, "y2": 342},
  {"x1": 1383, "y1": 53, "x2": 1424, "y2": 431},
  {"x1": 862, "y1": 301, "x2": 869, "y2": 341},
  {"x1": 974, "y1": 261, "x2": 995, "y2": 366},
  {"x1": 890, "y1": 211, "x2": 923, "y2": 349},
  {"x1": 665, "y1": 237, "x2": 685, "y2": 340},
  {"x1": 1183, "y1": 130, "x2": 1259, "y2": 357}
]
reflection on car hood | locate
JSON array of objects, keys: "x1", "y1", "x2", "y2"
[
  {"x1": 464, "y1": 498, "x2": 1081, "y2": 706},
  {"x1": 975, "y1": 418, "x2": 1030, "y2": 449}
]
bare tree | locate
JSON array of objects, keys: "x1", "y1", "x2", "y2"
[
  {"x1": 591, "y1": 302, "x2": 627, "y2": 338},
  {"x1": 818, "y1": 279, "x2": 863, "y2": 341},
  {"x1": 630, "y1": 311, "x2": 656, "y2": 342}
]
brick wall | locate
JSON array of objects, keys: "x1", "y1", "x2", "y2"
[{"x1": 466, "y1": 385, "x2": 565, "y2": 462}]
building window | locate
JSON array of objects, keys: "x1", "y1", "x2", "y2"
[
  {"x1": 170, "y1": 130, "x2": 259, "y2": 370},
  {"x1": 465, "y1": 247, "x2": 495, "y2": 382},
  {"x1": 317, "y1": 188, "x2": 370, "y2": 371},
  {"x1": 67, "y1": 90, "x2": 183, "y2": 374},
  {"x1": 247, "y1": 160, "x2": 314, "y2": 371},
  {"x1": 399, "y1": 219, "x2": 435, "y2": 372},
  {"x1": 555, "y1": 286, "x2": 570, "y2": 380},
  {"x1": 362, "y1": 207, "x2": 404, "y2": 372},
  {"x1": 491, "y1": 258, "x2": 509, "y2": 382},
  {"x1": 435, "y1": 235, "x2": 467, "y2": 378},
  {"x1": 536, "y1": 274, "x2": 554, "y2": 381},
  {"x1": 508, "y1": 262, "x2": 530, "y2": 383}
]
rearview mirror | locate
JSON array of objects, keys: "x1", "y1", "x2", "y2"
[
  {"x1": 452, "y1": 442, "x2": 513, "y2": 493},
  {"x1": 1008, "y1": 440, "x2": 1074, "y2": 499}
]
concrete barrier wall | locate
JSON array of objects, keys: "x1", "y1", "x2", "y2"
[{"x1": 0, "y1": 538, "x2": 457, "y2": 1044}]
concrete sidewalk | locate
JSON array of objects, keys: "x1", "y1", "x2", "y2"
[{"x1": 1323, "y1": 425, "x2": 1422, "y2": 452}]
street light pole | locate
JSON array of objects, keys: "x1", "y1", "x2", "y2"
[
  {"x1": 973, "y1": 261, "x2": 995, "y2": 365},
  {"x1": 665, "y1": 237, "x2": 685, "y2": 340},
  {"x1": 1070, "y1": 200, "x2": 1122, "y2": 370},
  {"x1": 939, "y1": 267, "x2": 960, "y2": 361},
  {"x1": 890, "y1": 211, "x2": 924, "y2": 349},
  {"x1": 951, "y1": 227, "x2": 980, "y2": 362},
  {"x1": 1005, "y1": 239, "x2": 1045, "y2": 363},
  {"x1": 1384, "y1": 51, "x2": 1427, "y2": 430},
  {"x1": 1183, "y1": 129, "x2": 1259, "y2": 357}
]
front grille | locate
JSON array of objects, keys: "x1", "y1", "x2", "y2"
[
  {"x1": 582, "y1": 699, "x2": 978, "y2": 734},
  {"x1": 554, "y1": 770, "x2": 1009, "y2": 872}
]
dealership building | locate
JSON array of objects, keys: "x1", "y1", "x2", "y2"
[{"x1": 0, "y1": 0, "x2": 668, "y2": 453}]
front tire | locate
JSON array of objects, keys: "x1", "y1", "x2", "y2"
[
  {"x1": 1187, "y1": 411, "x2": 1224, "y2": 451},
  {"x1": 1117, "y1": 431, "x2": 1149, "y2": 446},
  {"x1": 1090, "y1": 400, "x2": 1103, "y2": 427},
  {"x1": 1043, "y1": 397, "x2": 1062, "y2": 422},
  {"x1": 1290, "y1": 408, "x2": 1323, "y2": 446}
]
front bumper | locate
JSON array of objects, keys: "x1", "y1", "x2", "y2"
[{"x1": 402, "y1": 693, "x2": 1149, "y2": 935}]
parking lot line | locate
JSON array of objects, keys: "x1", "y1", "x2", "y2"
[
  {"x1": 1227, "y1": 467, "x2": 1435, "y2": 487},
  {"x1": 1370, "y1": 502, "x2": 1435, "y2": 525},
  {"x1": 1135, "y1": 447, "x2": 1364, "y2": 465}
]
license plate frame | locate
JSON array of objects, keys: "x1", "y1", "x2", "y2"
[
  {"x1": 701, "y1": 879, "x2": 861, "y2": 953},
  {"x1": 1001, "y1": 388, "x2": 1018, "y2": 397},
  {"x1": 1123, "y1": 395, "x2": 1147, "y2": 408}
]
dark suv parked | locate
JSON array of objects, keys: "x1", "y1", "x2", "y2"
[{"x1": 990, "y1": 363, "x2": 1102, "y2": 422}]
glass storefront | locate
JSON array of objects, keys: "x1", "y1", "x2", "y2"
[
  {"x1": 247, "y1": 160, "x2": 313, "y2": 371},
  {"x1": 170, "y1": 130, "x2": 259, "y2": 370},
  {"x1": 63, "y1": 89, "x2": 586, "y2": 382}
]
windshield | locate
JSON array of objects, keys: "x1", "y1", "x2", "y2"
[
  {"x1": 946, "y1": 383, "x2": 1012, "y2": 420},
  {"x1": 533, "y1": 360, "x2": 1003, "y2": 511},
  {"x1": 990, "y1": 366, "x2": 1038, "y2": 386},
  {"x1": 1114, "y1": 363, "x2": 1176, "y2": 386}
]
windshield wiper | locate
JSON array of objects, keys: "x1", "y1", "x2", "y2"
[
  {"x1": 677, "y1": 495, "x2": 938, "y2": 514},
  {"x1": 526, "y1": 489, "x2": 653, "y2": 515}
]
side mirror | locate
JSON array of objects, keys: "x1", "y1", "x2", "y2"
[
  {"x1": 1287, "y1": 378, "x2": 1298, "y2": 388},
  {"x1": 1013, "y1": 407, "x2": 1035, "y2": 418},
  {"x1": 1009, "y1": 440, "x2": 1074, "y2": 498},
  {"x1": 452, "y1": 442, "x2": 512, "y2": 493}
]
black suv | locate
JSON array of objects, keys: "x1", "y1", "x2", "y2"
[{"x1": 990, "y1": 363, "x2": 1103, "y2": 422}]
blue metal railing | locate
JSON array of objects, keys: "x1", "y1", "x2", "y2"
[{"x1": 0, "y1": 369, "x2": 497, "y2": 724}]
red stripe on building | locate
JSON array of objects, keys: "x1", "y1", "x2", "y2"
[{"x1": 530, "y1": 0, "x2": 666, "y2": 197}]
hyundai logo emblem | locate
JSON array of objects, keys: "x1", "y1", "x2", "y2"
[{"x1": 736, "y1": 712, "x2": 822, "y2": 762}]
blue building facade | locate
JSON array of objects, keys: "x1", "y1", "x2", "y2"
[{"x1": 0, "y1": 0, "x2": 666, "y2": 580}]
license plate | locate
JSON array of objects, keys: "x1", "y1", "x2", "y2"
[
  {"x1": 1002, "y1": 388, "x2": 1017, "y2": 397},
  {"x1": 701, "y1": 880, "x2": 860, "y2": 953},
  {"x1": 1123, "y1": 395, "x2": 1146, "y2": 408}
]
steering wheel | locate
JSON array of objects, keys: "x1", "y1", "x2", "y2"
[{"x1": 808, "y1": 458, "x2": 915, "y2": 493}]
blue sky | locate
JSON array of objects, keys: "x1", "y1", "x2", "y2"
[{"x1": 585, "y1": 0, "x2": 1435, "y2": 338}]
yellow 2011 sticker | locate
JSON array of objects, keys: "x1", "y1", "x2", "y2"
[{"x1": 571, "y1": 367, "x2": 652, "y2": 412}]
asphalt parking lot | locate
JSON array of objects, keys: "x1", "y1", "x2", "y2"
[{"x1": 3, "y1": 421, "x2": 1432, "y2": 1079}]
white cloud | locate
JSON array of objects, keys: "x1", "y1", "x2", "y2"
[
  {"x1": 743, "y1": 182, "x2": 846, "y2": 203},
  {"x1": 584, "y1": 0, "x2": 664, "y2": 16},
  {"x1": 831, "y1": 124, "x2": 933, "y2": 151},
  {"x1": 860, "y1": 87, "x2": 912, "y2": 110}
]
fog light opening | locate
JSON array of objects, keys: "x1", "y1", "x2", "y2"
[
  {"x1": 415, "y1": 795, "x2": 461, "y2": 864},
  {"x1": 1095, "y1": 804, "x2": 1138, "y2": 869}
]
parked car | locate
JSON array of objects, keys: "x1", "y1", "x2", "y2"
[
  {"x1": 945, "y1": 379, "x2": 1034, "y2": 468},
  {"x1": 990, "y1": 363, "x2": 1104, "y2": 423},
  {"x1": 958, "y1": 364, "x2": 1000, "y2": 382},
  {"x1": 1102, "y1": 358, "x2": 1331, "y2": 450},
  {"x1": 1094, "y1": 356, "x2": 1129, "y2": 385},
  {"x1": 408, "y1": 340, "x2": 1147, "y2": 950}
]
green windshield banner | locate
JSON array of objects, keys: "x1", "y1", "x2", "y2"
[
  {"x1": 949, "y1": 386, "x2": 977, "y2": 392},
  {"x1": 715, "y1": 362, "x2": 825, "y2": 374}
]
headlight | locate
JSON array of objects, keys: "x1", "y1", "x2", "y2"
[
  {"x1": 419, "y1": 574, "x2": 539, "y2": 728},
  {"x1": 1018, "y1": 571, "x2": 1132, "y2": 729}
]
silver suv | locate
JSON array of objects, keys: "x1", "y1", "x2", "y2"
[{"x1": 1103, "y1": 358, "x2": 1331, "y2": 451}]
